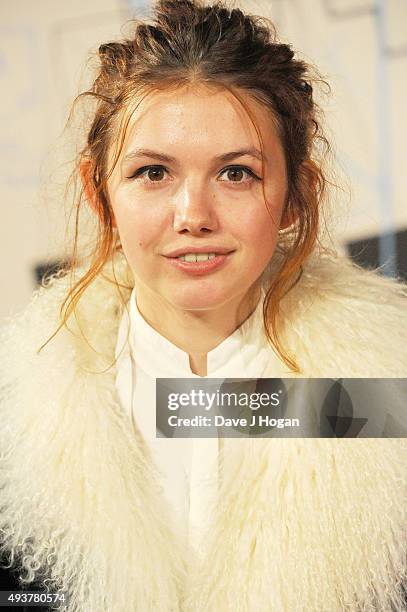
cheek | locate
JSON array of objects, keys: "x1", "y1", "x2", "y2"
[
  {"x1": 114, "y1": 202, "x2": 164, "y2": 255},
  {"x1": 239, "y1": 206, "x2": 280, "y2": 252},
  {"x1": 233, "y1": 180, "x2": 284, "y2": 235},
  {"x1": 230, "y1": 203, "x2": 282, "y2": 282}
]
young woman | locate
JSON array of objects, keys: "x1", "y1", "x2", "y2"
[{"x1": 1, "y1": 0, "x2": 406, "y2": 610}]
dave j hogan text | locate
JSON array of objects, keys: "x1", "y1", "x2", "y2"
[{"x1": 167, "y1": 414, "x2": 299, "y2": 428}]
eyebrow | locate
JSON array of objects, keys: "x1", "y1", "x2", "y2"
[{"x1": 122, "y1": 147, "x2": 266, "y2": 164}]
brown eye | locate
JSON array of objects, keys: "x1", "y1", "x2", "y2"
[
  {"x1": 219, "y1": 165, "x2": 262, "y2": 184},
  {"x1": 128, "y1": 165, "x2": 168, "y2": 182},
  {"x1": 226, "y1": 168, "x2": 245, "y2": 182},
  {"x1": 146, "y1": 167, "x2": 165, "y2": 181}
]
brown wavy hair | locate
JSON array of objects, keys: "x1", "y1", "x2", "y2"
[{"x1": 53, "y1": 0, "x2": 333, "y2": 372}]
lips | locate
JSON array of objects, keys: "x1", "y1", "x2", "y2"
[
  {"x1": 164, "y1": 252, "x2": 232, "y2": 276},
  {"x1": 163, "y1": 246, "x2": 234, "y2": 258}
]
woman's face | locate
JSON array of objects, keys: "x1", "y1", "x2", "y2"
[{"x1": 107, "y1": 85, "x2": 288, "y2": 312}]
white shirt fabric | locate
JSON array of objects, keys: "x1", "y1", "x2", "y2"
[{"x1": 114, "y1": 287, "x2": 272, "y2": 552}]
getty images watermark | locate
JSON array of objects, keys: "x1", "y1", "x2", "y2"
[
  {"x1": 156, "y1": 378, "x2": 407, "y2": 438},
  {"x1": 166, "y1": 387, "x2": 294, "y2": 430}
]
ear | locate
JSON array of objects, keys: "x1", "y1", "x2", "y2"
[
  {"x1": 79, "y1": 159, "x2": 117, "y2": 228},
  {"x1": 279, "y1": 159, "x2": 319, "y2": 231},
  {"x1": 79, "y1": 159, "x2": 98, "y2": 215},
  {"x1": 279, "y1": 202, "x2": 299, "y2": 231}
]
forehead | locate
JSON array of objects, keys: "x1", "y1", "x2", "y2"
[{"x1": 111, "y1": 84, "x2": 282, "y2": 163}]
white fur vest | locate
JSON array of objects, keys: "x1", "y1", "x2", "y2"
[{"x1": 0, "y1": 251, "x2": 406, "y2": 611}]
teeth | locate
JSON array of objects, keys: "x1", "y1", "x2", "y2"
[{"x1": 177, "y1": 253, "x2": 217, "y2": 262}]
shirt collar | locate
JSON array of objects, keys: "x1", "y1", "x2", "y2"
[{"x1": 127, "y1": 287, "x2": 269, "y2": 378}]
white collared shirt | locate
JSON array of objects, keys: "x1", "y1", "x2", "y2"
[{"x1": 114, "y1": 288, "x2": 272, "y2": 552}]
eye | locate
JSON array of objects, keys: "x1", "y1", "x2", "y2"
[
  {"x1": 218, "y1": 165, "x2": 262, "y2": 184},
  {"x1": 128, "y1": 165, "x2": 262, "y2": 184},
  {"x1": 128, "y1": 165, "x2": 167, "y2": 183}
]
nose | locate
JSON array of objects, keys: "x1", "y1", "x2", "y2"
[{"x1": 173, "y1": 180, "x2": 219, "y2": 235}]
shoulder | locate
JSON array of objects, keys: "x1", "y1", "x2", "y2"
[
  {"x1": 280, "y1": 252, "x2": 407, "y2": 376},
  {"x1": 0, "y1": 253, "x2": 133, "y2": 378}
]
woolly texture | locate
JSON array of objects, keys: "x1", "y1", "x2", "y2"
[{"x1": 0, "y1": 251, "x2": 406, "y2": 611}]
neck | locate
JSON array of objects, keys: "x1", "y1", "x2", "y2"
[{"x1": 134, "y1": 284, "x2": 262, "y2": 377}]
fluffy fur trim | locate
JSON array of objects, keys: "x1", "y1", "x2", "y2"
[{"x1": 0, "y1": 252, "x2": 406, "y2": 611}]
